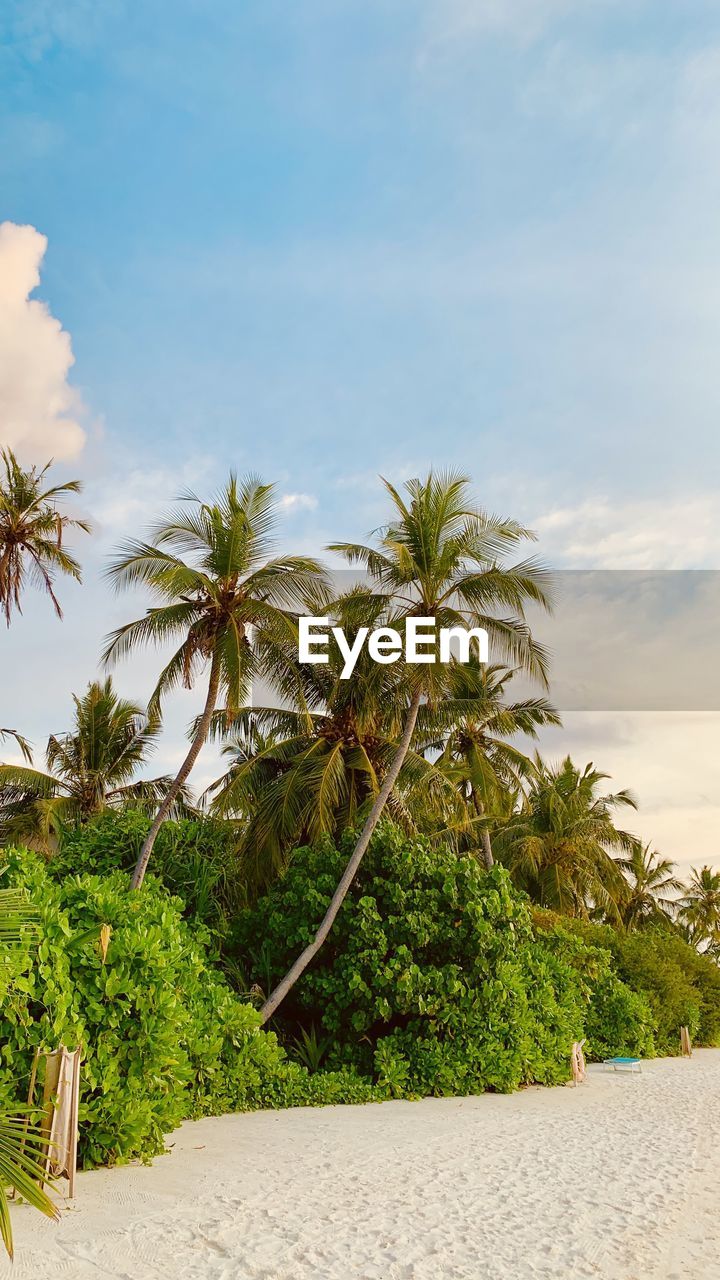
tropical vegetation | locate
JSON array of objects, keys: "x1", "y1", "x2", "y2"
[
  {"x1": 1, "y1": 459, "x2": 719, "y2": 1247},
  {"x1": 0, "y1": 678, "x2": 192, "y2": 852},
  {"x1": 0, "y1": 884, "x2": 59, "y2": 1258},
  {"x1": 0, "y1": 448, "x2": 89, "y2": 625}
]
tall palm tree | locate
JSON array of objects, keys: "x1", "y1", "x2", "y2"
[
  {"x1": 680, "y1": 866, "x2": 720, "y2": 950},
  {"x1": 205, "y1": 589, "x2": 461, "y2": 890},
  {"x1": 260, "y1": 470, "x2": 552, "y2": 1021},
  {"x1": 0, "y1": 449, "x2": 90, "y2": 625},
  {"x1": 0, "y1": 678, "x2": 185, "y2": 851},
  {"x1": 494, "y1": 756, "x2": 637, "y2": 920},
  {"x1": 420, "y1": 660, "x2": 560, "y2": 870},
  {"x1": 618, "y1": 842, "x2": 683, "y2": 930},
  {"x1": 103, "y1": 474, "x2": 328, "y2": 888}
]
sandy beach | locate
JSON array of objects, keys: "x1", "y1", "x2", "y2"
[{"x1": 3, "y1": 1050, "x2": 719, "y2": 1280}]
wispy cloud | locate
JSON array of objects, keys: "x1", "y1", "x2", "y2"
[
  {"x1": 0, "y1": 221, "x2": 86, "y2": 461},
  {"x1": 88, "y1": 456, "x2": 217, "y2": 539},
  {"x1": 419, "y1": 0, "x2": 621, "y2": 52},
  {"x1": 534, "y1": 495, "x2": 720, "y2": 568},
  {"x1": 278, "y1": 492, "x2": 318, "y2": 512}
]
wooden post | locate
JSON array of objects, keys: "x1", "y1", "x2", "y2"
[
  {"x1": 680, "y1": 1026, "x2": 692, "y2": 1057},
  {"x1": 571, "y1": 1039, "x2": 587, "y2": 1086}
]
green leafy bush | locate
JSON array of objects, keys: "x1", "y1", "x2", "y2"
[
  {"x1": 533, "y1": 910, "x2": 720, "y2": 1054},
  {"x1": 0, "y1": 848, "x2": 377, "y2": 1168},
  {"x1": 234, "y1": 827, "x2": 629, "y2": 1096},
  {"x1": 531, "y1": 920, "x2": 656, "y2": 1060},
  {"x1": 50, "y1": 811, "x2": 247, "y2": 937}
]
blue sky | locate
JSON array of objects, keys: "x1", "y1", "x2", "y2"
[{"x1": 2, "y1": 0, "x2": 720, "y2": 867}]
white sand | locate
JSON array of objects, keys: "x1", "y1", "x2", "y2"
[{"x1": 3, "y1": 1049, "x2": 719, "y2": 1280}]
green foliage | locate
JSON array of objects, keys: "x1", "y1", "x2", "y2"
[
  {"x1": 291, "y1": 1024, "x2": 333, "y2": 1072},
  {"x1": 49, "y1": 811, "x2": 248, "y2": 938},
  {"x1": 0, "y1": 1114, "x2": 59, "y2": 1260},
  {"x1": 0, "y1": 848, "x2": 377, "y2": 1169},
  {"x1": 235, "y1": 826, "x2": 614, "y2": 1097},
  {"x1": 0, "y1": 448, "x2": 90, "y2": 626},
  {"x1": 0, "y1": 679, "x2": 190, "y2": 851},
  {"x1": 532, "y1": 919, "x2": 656, "y2": 1060},
  {"x1": 0, "y1": 887, "x2": 58, "y2": 1261},
  {"x1": 495, "y1": 757, "x2": 637, "y2": 919},
  {"x1": 533, "y1": 910, "x2": 720, "y2": 1054}
]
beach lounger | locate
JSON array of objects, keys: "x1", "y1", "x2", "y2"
[{"x1": 604, "y1": 1056, "x2": 642, "y2": 1073}]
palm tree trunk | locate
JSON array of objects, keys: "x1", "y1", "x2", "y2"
[
  {"x1": 479, "y1": 825, "x2": 494, "y2": 871},
  {"x1": 130, "y1": 650, "x2": 221, "y2": 890},
  {"x1": 476, "y1": 799, "x2": 494, "y2": 870},
  {"x1": 468, "y1": 791, "x2": 494, "y2": 870},
  {"x1": 259, "y1": 686, "x2": 422, "y2": 1023}
]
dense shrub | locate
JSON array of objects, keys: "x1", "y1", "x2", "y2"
[
  {"x1": 234, "y1": 827, "x2": 654, "y2": 1096},
  {"x1": 0, "y1": 848, "x2": 377, "y2": 1167},
  {"x1": 533, "y1": 910, "x2": 720, "y2": 1054},
  {"x1": 533, "y1": 921, "x2": 656, "y2": 1060},
  {"x1": 50, "y1": 811, "x2": 247, "y2": 938}
]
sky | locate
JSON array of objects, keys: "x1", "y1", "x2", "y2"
[{"x1": 1, "y1": 0, "x2": 719, "y2": 872}]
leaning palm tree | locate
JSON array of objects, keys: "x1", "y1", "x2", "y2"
[
  {"x1": 0, "y1": 678, "x2": 187, "y2": 851},
  {"x1": 0, "y1": 449, "x2": 90, "y2": 625},
  {"x1": 205, "y1": 589, "x2": 461, "y2": 891},
  {"x1": 420, "y1": 659, "x2": 560, "y2": 869},
  {"x1": 494, "y1": 756, "x2": 637, "y2": 920},
  {"x1": 103, "y1": 474, "x2": 328, "y2": 888},
  {"x1": 679, "y1": 865, "x2": 720, "y2": 951},
  {"x1": 260, "y1": 470, "x2": 552, "y2": 1021},
  {"x1": 618, "y1": 842, "x2": 683, "y2": 930}
]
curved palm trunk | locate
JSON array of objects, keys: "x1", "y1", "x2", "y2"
[
  {"x1": 130, "y1": 651, "x2": 221, "y2": 890},
  {"x1": 260, "y1": 686, "x2": 422, "y2": 1023}
]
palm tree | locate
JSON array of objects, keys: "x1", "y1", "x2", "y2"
[
  {"x1": 618, "y1": 842, "x2": 683, "y2": 930},
  {"x1": 102, "y1": 474, "x2": 328, "y2": 889},
  {"x1": 205, "y1": 589, "x2": 461, "y2": 890},
  {"x1": 0, "y1": 449, "x2": 90, "y2": 625},
  {"x1": 420, "y1": 660, "x2": 560, "y2": 869},
  {"x1": 494, "y1": 756, "x2": 637, "y2": 920},
  {"x1": 260, "y1": 470, "x2": 552, "y2": 1021},
  {"x1": 0, "y1": 678, "x2": 186, "y2": 851},
  {"x1": 680, "y1": 866, "x2": 720, "y2": 950}
]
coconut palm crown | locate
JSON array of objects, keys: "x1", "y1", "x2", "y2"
[
  {"x1": 102, "y1": 474, "x2": 328, "y2": 887},
  {"x1": 618, "y1": 842, "x2": 683, "y2": 929},
  {"x1": 205, "y1": 588, "x2": 462, "y2": 889},
  {"x1": 0, "y1": 678, "x2": 186, "y2": 850},
  {"x1": 0, "y1": 449, "x2": 90, "y2": 625},
  {"x1": 419, "y1": 659, "x2": 561, "y2": 868},
  {"x1": 680, "y1": 865, "x2": 720, "y2": 950},
  {"x1": 495, "y1": 756, "x2": 638, "y2": 919}
]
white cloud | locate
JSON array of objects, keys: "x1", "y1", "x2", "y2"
[
  {"x1": 419, "y1": 0, "x2": 621, "y2": 51},
  {"x1": 88, "y1": 456, "x2": 217, "y2": 538},
  {"x1": 278, "y1": 492, "x2": 318, "y2": 512},
  {"x1": 534, "y1": 495, "x2": 720, "y2": 569},
  {"x1": 0, "y1": 221, "x2": 85, "y2": 461}
]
